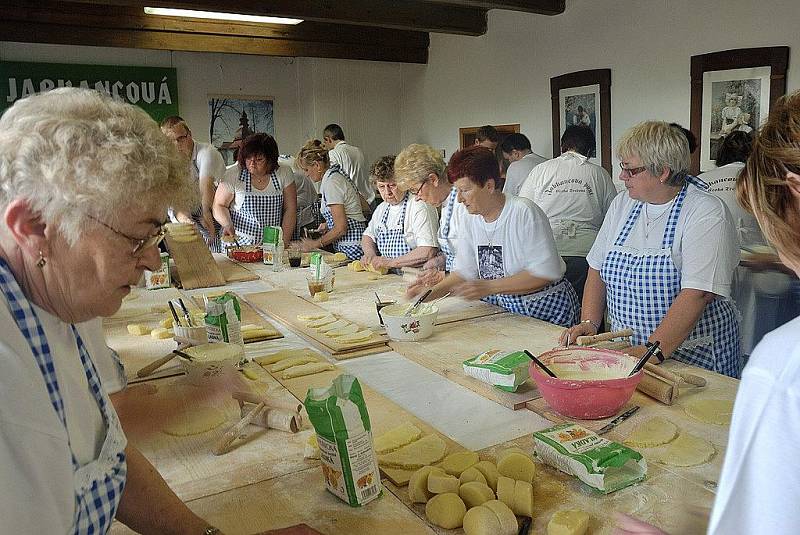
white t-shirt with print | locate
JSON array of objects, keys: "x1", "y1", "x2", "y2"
[
  {"x1": 454, "y1": 194, "x2": 565, "y2": 282},
  {"x1": 503, "y1": 152, "x2": 547, "y2": 196},
  {"x1": 698, "y1": 162, "x2": 764, "y2": 246},
  {"x1": 320, "y1": 169, "x2": 367, "y2": 222},
  {"x1": 222, "y1": 163, "x2": 294, "y2": 213},
  {"x1": 364, "y1": 194, "x2": 439, "y2": 249},
  {"x1": 519, "y1": 151, "x2": 617, "y2": 257},
  {"x1": 586, "y1": 185, "x2": 739, "y2": 298}
]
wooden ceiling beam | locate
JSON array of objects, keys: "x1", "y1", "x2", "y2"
[{"x1": 422, "y1": 0, "x2": 565, "y2": 16}]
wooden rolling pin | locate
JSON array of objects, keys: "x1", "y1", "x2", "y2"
[
  {"x1": 636, "y1": 364, "x2": 707, "y2": 405},
  {"x1": 233, "y1": 390, "x2": 302, "y2": 413},
  {"x1": 213, "y1": 401, "x2": 266, "y2": 455},
  {"x1": 136, "y1": 352, "x2": 178, "y2": 378},
  {"x1": 643, "y1": 362, "x2": 706, "y2": 387},
  {"x1": 576, "y1": 328, "x2": 634, "y2": 346}
]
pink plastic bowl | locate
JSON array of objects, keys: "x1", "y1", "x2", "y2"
[{"x1": 530, "y1": 347, "x2": 642, "y2": 420}]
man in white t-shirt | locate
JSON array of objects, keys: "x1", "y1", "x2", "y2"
[
  {"x1": 500, "y1": 133, "x2": 547, "y2": 196},
  {"x1": 161, "y1": 116, "x2": 226, "y2": 250},
  {"x1": 361, "y1": 155, "x2": 439, "y2": 269},
  {"x1": 323, "y1": 123, "x2": 375, "y2": 208}
]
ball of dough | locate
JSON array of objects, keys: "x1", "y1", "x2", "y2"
[
  {"x1": 427, "y1": 470, "x2": 460, "y2": 494},
  {"x1": 313, "y1": 291, "x2": 329, "y2": 302},
  {"x1": 496, "y1": 476, "x2": 515, "y2": 509},
  {"x1": 348, "y1": 260, "x2": 365, "y2": 272},
  {"x1": 425, "y1": 493, "x2": 466, "y2": 529},
  {"x1": 408, "y1": 465, "x2": 436, "y2": 504},
  {"x1": 459, "y1": 466, "x2": 488, "y2": 486},
  {"x1": 482, "y1": 500, "x2": 518, "y2": 535},
  {"x1": 463, "y1": 504, "x2": 501, "y2": 535},
  {"x1": 459, "y1": 481, "x2": 495, "y2": 508},
  {"x1": 473, "y1": 460, "x2": 499, "y2": 491},
  {"x1": 512, "y1": 479, "x2": 534, "y2": 517},
  {"x1": 442, "y1": 450, "x2": 480, "y2": 476},
  {"x1": 497, "y1": 452, "x2": 535, "y2": 483},
  {"x1": 496, "y1": 446, "x2": 530, "y2": 463},
  {"x1": 547, "y1": 509, "x2": 590, "y2": 535}
]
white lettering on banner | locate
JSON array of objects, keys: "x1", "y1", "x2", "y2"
[
  {"x1": 94, "y1": 80, "x2": 110, "y2": 93},
  {"x1": 57, "y1": 79, "x2": 73, "y2": 88},
  {"x1": 111, "y1": 81, "x2": 124, "y2": 100},
  {"x1": 39, "y1": 79, "x2": 55, "y2": 92},
  {"x1": 125, "y1": 82, "x2": 140, "y2": 103},
  {"x1": 79, "y1": 80, "x2": 91, "y2": 89},
  {"x1": 21, "y1": 78, "x2": 36, "y2": 98},
  {"x1": 141, "y1": 82, "x2": 155, "y2": 103},
  {"x1": 157, "y1": 76, "x2": 172, "y2": 104},
  {"x1": 5, "y1": 76, "x2": 173, "y2": 106},
  {"x1": 6, "y1": 78, "x2": 16, "y2": 102}
]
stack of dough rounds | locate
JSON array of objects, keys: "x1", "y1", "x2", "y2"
[
  {"x1": 463, "y1": 500, "x2": 517, "y2": 535},
  {"x1": 378, "y1": 434, "x2": 447, "y2": 470},
  {"x1": 425, "y1": 493, "x2": 466, "y2": 529},
  {"x1": 496, "y1": 476, "x2": 534, "y2": 516},
  {"x1": 459, "y1": 481, "x2": 495, "y2": 508},
  {"x1": 374, "y1": 423, "x2": 422, "y2": 454},
  {"x1": 496, "y1": 447, "x2": 535, "y2": 483}
]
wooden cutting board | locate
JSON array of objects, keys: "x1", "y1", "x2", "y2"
[
  {"x1": 165, "y1": 232, "x2": 226, "y2": 289},
  {"x1": 215, "y1": 254, "x2": 261, "y2": 283},
  {"x1": 243, "y1": 290, "x2": 389, "y2": 360}
]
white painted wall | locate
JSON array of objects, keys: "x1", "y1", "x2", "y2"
[{"x1": 400, "y1": 0, "x2": 800, "y2": 172}]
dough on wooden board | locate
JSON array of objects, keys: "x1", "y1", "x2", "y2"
[
  {"x1": 337, "y1": 330, "x2": 374, "y2": 344},
  {"x1": 497, "y1": 452, "x2": 535, "y2": 483},
  {"x1": 658, "y1": 432, "x2": 715, "y2": 467},
  {"x1": 547, "y1": 509, "x2": 590, "y2": 535},
  {"x1": 280, "y1": 362, "x2": 335, "y2": 379},
  {"x1": 270, "y1": 355, "x2": 319, "y2": 372},
  {"x1": 161, "y1": 407, "x2": 226, "y2": 436},
  {"x1": 408, "y1": 465, "x2": 436, "y2": 503},
  {"x1": 482, "y1": 500, "x2": 518, "y2": 535},
  {"x1": 127, "y1": 324, "x2": 151, "y2": 335},
  {"x1": 330, "y1": 252, "x2": 348, "y2": 262},
  {"x1": 459, "y1": 481, "x2": 495, "y2": 508},
  {"x1": 317, "y1": 319, "x2": 349, "y2": 332},
  {"x1": 254, "y1": 349, "x2": 319, "y2": 366},
  {"x1": 327, "y1": 324, "x2": 360, "y2": 338},
  {"x1": 684, "y1": 398, "x2": 734, "y2": 426},
  {"x1": 624, "y1": 416, "x2": 679, "y2": 448},
  {"x1": 425, "y1": 492, "x2": 466, "y2": 529},
  {"x1": 462, "y1": 504, "x2": 501, "y2": 535},
  {"x1": 150, "y1": 327, "x2": 174, "y2": 339},
  {"x1": 473, "y1": 460, "x2": 499, "y2": 492},
  {"x1": 459, "y1": 466, "x2": 488, "y2": 486},
  {"x1": 374, "y1": 422, "x2": 423, "y2": 454},
  {"x1": 442, "y1": 450, "x2": 480, "y2": 476},
  {"x1": 297, "y1": 313, "x2": 328, "y2": 321},
  {"x1": 306, "y1": 315, "x2": 338, "y2": 328},
  {"x1": 378, "y1": 434, "x2": 448, "y2": 469}
]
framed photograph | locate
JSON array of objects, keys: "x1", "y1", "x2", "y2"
[
  {"x1": 690, "y1": 47, "x2": 789, "y2": 174},
  {"x1": 208, "y1": 95, "x2": 274, "y2": 165},
  {"x1": 550, "y1": 69, "x2": 611, "y2": 173},
  {"x1": 459, "y1": 124, "x2": 520, "y2": 149}
]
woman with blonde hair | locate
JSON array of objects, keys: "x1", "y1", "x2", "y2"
[
  {"x1": 561, "y1": 121, "x2": 741, "y2": 376},
  {"x1": 295, "y1": 139, "x2": 367, "y2": 259}
]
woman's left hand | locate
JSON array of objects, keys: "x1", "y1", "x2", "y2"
[
  {"x1": 299, "y1": 237, "x2": 321, "y2": 252},
  {"x1": 612, "y1": 513, "x2": 669, "y2": 535},
  {"x1": 453, "y1": 280, "x2": 493, "y2": 300}
]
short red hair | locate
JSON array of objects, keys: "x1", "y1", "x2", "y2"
[{"x1": 446, "y1": 145, "x2": 500, "y2": 186}]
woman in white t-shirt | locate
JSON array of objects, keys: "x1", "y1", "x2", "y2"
[
  {"x1": 698, "y1": 130, "x2": 763, "y2": 246},
  {"x1": 613, "y1": 90, "x2": 800, "y2": 535},
  {"x1": 295, "y1": 139, "x2": 367, "y2": 259},
  {"x1": 213, "y1": 133, "x2": 297, "y2": 246},
  {"x1": 560, "y1": 121, "x2": 741, "y2": 377},
  {"x1": 408, "y1": 146, "x2": 579, "y2": 327},
  {"x1": 361, "y1": 155, "x2": 439, "y2": 269}
]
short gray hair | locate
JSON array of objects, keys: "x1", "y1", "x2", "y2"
[
  {"x1": 0, "y1": 88, "x2": 196, "y2": 244},
  {"x1": 616, "y1": 121, "x2": 690, "y2": 186},
  {"x1": 394, "y1": 144, "x2": 445, "y2": 191}
]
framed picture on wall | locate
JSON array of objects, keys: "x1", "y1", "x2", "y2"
[
  {"x1": 208, "y1": 95, "x2": 274, "y2": 166},
  {"x1": 550, "y1": 69, "x2": 611, "y2": 174},
  {"x1": 690, "y1": 47, "x2": 789, "y2": 174},
  {"x1": 459, "y1": 124, "x2": 520, "y2": 149}
]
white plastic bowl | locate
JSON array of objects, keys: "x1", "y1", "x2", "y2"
[
  {"x1": 381, "y1": 304, "x2": 438, "y2": 341},
  {"x1": 180, "y1": 342, "x2": 242, "y2": 385}
]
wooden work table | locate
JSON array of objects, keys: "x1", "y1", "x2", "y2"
[{"x1": 107, "y1": 261, "x2": 739, "y2": 535}]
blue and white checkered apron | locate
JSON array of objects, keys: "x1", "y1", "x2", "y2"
[
  {"x1": 483, "y1": 278, "x2": 580, "y2": 327},
  {"x1": 321, "y1": 165, "x2": 366, "y2": 260},
  {"x1": 0, "y1": 258, "x2": 127, "y2": 534},
  {"x1": 229, "y1": 168, "x2": 284, "y2": 245},
  {"x1": 438, "y1": 187, "x2": 459, "y2": 272},
  {"x1": 374, "y1": 193, "x2": 412, "y2": 259},
  {"x1": 600, "y1": 177, "x2": 741, "y2": 377}
]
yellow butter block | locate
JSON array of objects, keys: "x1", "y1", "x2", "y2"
[
  {"x1": 313, "y1": 291, "x2": 329, "y2": 302},
  {"x1": 547, "y1": 509, "x2": 590, "y2": 535},
  {"x1": 150, "y1": 327, "x2": 174, "y2": 339},
  {"x1": 127, "y1": 324, "x2": 151, "y2": 336}
]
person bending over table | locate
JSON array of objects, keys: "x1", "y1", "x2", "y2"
[
  {"x1": 361, "y1": 155, "x2": 439, "y2": 270},
  {"x1": 394, "y1": 143, "x2": 469, "y2": 288},
  {"x1": 613, "y1": 89, "x2": 800, "y2": 535},
  {"x1": 295, "y1": 140, "x2": 367, "y2": 259},
  {"x1": 0, "y1": 88, "x2": 225, "y2": 534},
  {"x1": 407, "y1": 145, "x2": 579, "y2": 327},
  {"x1": 213, "y1": 133, "x2": 297, "y2": 246},
  {"x1": 560, "y1": 121, "x2": 741, "y2": 377}
]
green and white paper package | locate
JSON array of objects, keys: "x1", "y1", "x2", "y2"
[
  {"x1": 305, "y1": 375, "x2": 382, "y2": 506},
  {"x1": 204, "y1": 292, "x2": 243, "y2": 346},
  {"x1": 533, "y1": 423, "x2": 647, "y2": 493},
  {"x1": 463, "y1": 349, "x2": 531, "y2": 392}
]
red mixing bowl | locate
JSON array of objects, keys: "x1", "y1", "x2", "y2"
[{"x1": 530, "y1": 347, "x2": 642, "y2": 420}]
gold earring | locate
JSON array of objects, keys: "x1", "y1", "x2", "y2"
[{"x1": 36, "y1": 250, "x2": 46, "y2": 268}]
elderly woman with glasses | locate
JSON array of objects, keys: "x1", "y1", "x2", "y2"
[
  {"x1": 407, "y1": 145, "x2": 579, "y2": 327},
  {"x1": 0, "y1": 88, "x2": 226, "y2": 533},
  {"x1": 560, "y1": 121, "x2": 741, "y2": 377},
  {"x1": 213, "y1": 132, "x2": 297, "y2": 246}
]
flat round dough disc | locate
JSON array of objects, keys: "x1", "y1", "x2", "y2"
[
  {"x1": 658, "y1": 432, "x2": 715, "y2": 467},
  {"x1": 162, "y1": 407, "x2": 226, "y2": 436},
  {"x1": 624, "y1": 416, "x2": 679, "y2": 448},
  {"x1": 306, "y1": 316, "x2": 338, "y2": 328},
  {"x1": 684, "y1": 399, "x2": 734, "y2": 426},
  {"x1": 338, "y1": 330, "x2": 374, "y2": 343}
]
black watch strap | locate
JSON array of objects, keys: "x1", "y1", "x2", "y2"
[{"x1": 646, "y1": 341, "x2": 665, "y2": 363}]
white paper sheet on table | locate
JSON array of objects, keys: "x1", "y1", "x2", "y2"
[{"x1": 340, "y1": 352, "x2": 552, "y2": 451}]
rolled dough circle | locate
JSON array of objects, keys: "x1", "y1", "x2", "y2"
[
  {"x1": 684, "y1": 399, "x2": 734, "y2": 426},
  {"x1": 624, "y1": 416, "x2": 679, "y2": 448},
  {"x1": 162, "y1": 407, "x2": 226, "y2": 436},
  {"x1": 658, "y1": 432, "x2": 715, "y2": 467}
]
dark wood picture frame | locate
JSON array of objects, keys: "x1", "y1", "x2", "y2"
[
  {"x1": 689, "y1": 46, "x2": 789, "y2": 174},
  {"x1": 459, "y1": 124, "x2": 520, "y2": 149},
  {"x1": 550, "y1": 69, "x2": 611, "y2": 174}
]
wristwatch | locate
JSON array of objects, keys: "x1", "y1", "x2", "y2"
[
  {"x1": 580, "y1": 318, "x2": 601, "y2": 332},
  {"x1": 204, "y1": 527, "x2": 221, "y2": 535},
  {"x1": 645, "y1": 341, "x2": 665, "y2": 363}
]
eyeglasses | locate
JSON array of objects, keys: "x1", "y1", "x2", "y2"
[
  {"x1": 85, "y1": 214, "x2": 167, "y2": 257},
  {"x1": 246, "y1": 155, "x2": 268, "y2": 164},
  {"x1": 619, "y1": 163, "x2": 648, "y2": 178},
  {"x1": 408, "y1": 179, "x2": 428, "y2": 196}
]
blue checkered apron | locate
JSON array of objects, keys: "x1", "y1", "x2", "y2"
[
  {"x1": 600, "y1": 177, "x2": 741, "y2": 377},
  {"x1": 0, "y1": 258, "x2": 127, "y2": 534},
  {"x1": 483, "y1": 278, "x2": 580, "y2": 327},
  {"x1": 374, "y1": 193, "x2": 412, "y2": 259},
  {"x1": 438, "y1": 187, "x2": 459, "y2": 271},
  {"x1": 229, "y1": 168, "x2": 284, "y2": 245},
  {"x1": 321, "y1": 165, "x2": 366, "y2": 260}
]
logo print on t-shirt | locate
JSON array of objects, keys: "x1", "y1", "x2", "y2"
[
  {"x1": 543, "y1": 178, "x2": 594, "y2": 196},
  {"x1": 478, "y1": 245, "x2": 504, "y2": 280}
]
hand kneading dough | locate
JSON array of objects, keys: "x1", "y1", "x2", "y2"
[
  {"x1": 425, "y1": 493, "x2": 466, "y2": 529},
  {"x1": 658, "y1": 432, "x2": 715, "y2": 467},
  {"x1": 269, "y1": 355, "x2": 319, "y2": 372},
  {"x1": 427, "y1": 471, "x2": 460, "y2": 494},
  {"x1": 378, "y1": 434, "x2": 448, "y2": 469},
  {"x1": 408, "y1": 465, "x2": 436, "y2": 503},
  {"x1": 374, "y1": 422, "x2": 423, "y2": 454},
  {"x1": 497, "y1": 452, "x2": 535, "y2": 483},
  {"x1": 512, "y1": 479, "x2": 534, "y2": 517},
  {"x1": 348, "y1": 260, "x2": 365, "y2": 272},
  {"x1": 496, "y1": 476, "x2": 515, "y2": 509},
  {"x1": 459, "y1": 466, "x2": 488, "y2": 486},
  {"x1": 463, "y1": 504, "x2": 501, "y2": 535},
  {"x1": 280, "y1": 362, "x2": 335, "y2": 379},
  {"x1": 459, "y1": 481, "x2": 495, "y2": 508},
  {"x1": 442, "y1": 450, "x2": 480, "y2": 476},
  {"x1": 684, "y1": 398, "x2": 734, "y2": 426},
  {"x1": 624, "y1": 416, "x2": 679, "y2": 448},
  {"x1": 482, "y1": 500, "x2": 518, "y2": 535},
  {"x1": 473, "y1": 460, "x2": 499, "y2": 492},
  {"x1": 547, "y1": 509, "x2": 590, "y2": 535},
  {"x1": 162, "y1": 407, "x2": 226, "y2": 436}
]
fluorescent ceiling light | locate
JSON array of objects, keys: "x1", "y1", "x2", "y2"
[{"x1": 144, "y1": 7, "x2": 303, "y2": 25}]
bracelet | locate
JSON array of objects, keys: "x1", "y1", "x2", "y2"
[
  {"x1": 580, "y1": 319, "x2": 601, "y2": 332},
  {"x1": 645, "y1": 341, "x2": 665, "y2": 363},
  {"x1": 203, "y1": 527, "x2": 221, "y2": 535}
]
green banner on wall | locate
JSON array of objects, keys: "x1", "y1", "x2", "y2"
[{"x1": 0, "y1": 61, "x2": 179, "y2": 121}]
